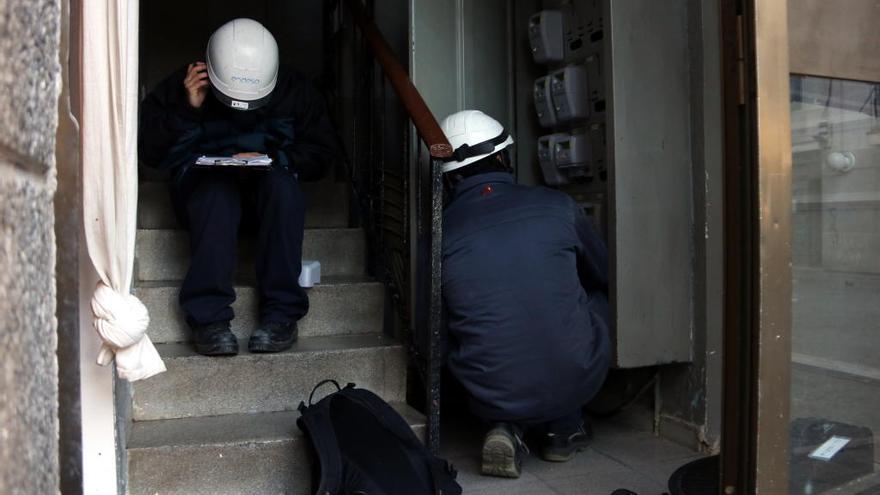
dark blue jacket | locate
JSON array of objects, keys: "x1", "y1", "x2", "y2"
[
  {"x1": 442, "y1": 172, "x2": 611, "y2": 424},
  {"x1": 139, "y1": 65, "x2": 337, "y2": 182}
]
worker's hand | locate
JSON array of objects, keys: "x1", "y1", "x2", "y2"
[
  {"x1": 184, "y1": 62, "x2": 209, "y2": 109},
  {"x1": 233, "y1": 152, "x2": 264, "y2": 158}
]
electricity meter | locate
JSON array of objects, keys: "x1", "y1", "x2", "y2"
[
  {"x1": 550, "y1": 65, "x2": 590, "y2": 123},
  {"x1": 533, "y1": 76, "x2": 557, "y2": 128},
  {"x1": 537, "y1": 134, "x2": 570, "y2": 186},
  {"x1": 554, "y1": 132, "x2": 591, "y2": 179},
  {"x1": 528, "y1": 10, "x2": 564, "y2": 64}
]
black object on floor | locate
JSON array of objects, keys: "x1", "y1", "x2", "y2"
[
  {"x1": 790, "y1": 417, "x2": 874, "y2": 494},
  {"x1": 668, "y1": 455, "x2": 719, "y2": 495},
  {"x1": 297, "y1": 380, "x2": 462, "y2": 495}
]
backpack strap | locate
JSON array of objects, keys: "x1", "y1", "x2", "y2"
[
  {"x1": 307, "y1": 379, "x2": 344, "y2": 407},
  {"x1": 296, "y1": 382, "x2": 355, "y2": 495}
]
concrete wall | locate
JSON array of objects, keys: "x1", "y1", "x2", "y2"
[
  {"x1": 0, "y1": 0, "x2": 63, "y2": 493},
  {"x1": 654, "y1": 0, "x2": 724, "y2": 452},
  {"x1": 789, "y1": 0, "x2": 880, "y2": 83},
  {"x1": 409, "y1": 0, "x2": 511, "y2": 130}
]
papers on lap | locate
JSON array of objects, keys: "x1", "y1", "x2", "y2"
[{"x1": 195, "y1": 154, "x2": 273, "y2": 168}]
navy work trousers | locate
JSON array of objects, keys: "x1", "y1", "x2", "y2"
[{"x1": 171, "y1": 167, "x2": 308, "y2": 328}]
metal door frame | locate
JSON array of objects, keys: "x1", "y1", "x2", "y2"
[{"x1": 719, "y1": 0, "x2": 793, "y2": 492}]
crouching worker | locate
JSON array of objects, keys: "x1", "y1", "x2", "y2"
[
  {"x1": 439, "y1": 110, "x2": 611, "y2": 478},
  {"x1": 138, "y1": 18, "x2": 337, "y2": 356}
]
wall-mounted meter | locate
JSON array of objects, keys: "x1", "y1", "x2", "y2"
[
  {"x1": 528, "y1": 10, "x2": 565, "y2": 64},
  {"x1": 550, "y1": 65, "x2": 590, "y2": 123},
  {"x1": 554, "y1": 132, "x2": 591, "y2": 179},
  {"x1": 533, "y1": 76, "x2": 557, "y2": 128},
  {"x1": 537, "y1": 134, "x2": 570, "y2": 186}
]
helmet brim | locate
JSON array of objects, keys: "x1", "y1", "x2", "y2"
[{"x1": 210, "y1": 85, "x2": 273, "y2": 111}]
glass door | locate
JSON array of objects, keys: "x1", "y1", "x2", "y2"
[
  {"x1": 722, "y1": 0, "x2": 880, "y2": 492},
  {"x1": 788, "y1": 75, "x2": 880, "y2": 493}
]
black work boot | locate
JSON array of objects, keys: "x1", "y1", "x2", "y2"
[
  {"x1": 192, "y1": 321, "x2": 238, "y2": 356},
  {"x1": 540, "y1": 421, "x2": 592, "y2": 462},
  {"x1": 248, "y1": 321, "x2": 298, "y2": 353},
  {"x1": 481, "y1": 423, "x2": 527, "y2": 479}
]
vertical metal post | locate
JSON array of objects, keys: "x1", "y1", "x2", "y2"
[
  {"x1": 425, "y1": 157, "x2": 444, "y2": 453},
  {"x1": 720, "y1": 0, "x2": 793, "y2": 492}
]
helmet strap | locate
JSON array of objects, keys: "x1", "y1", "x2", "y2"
[{"x1": 445, "y1": 130, "x2": 510, "y2": 163}]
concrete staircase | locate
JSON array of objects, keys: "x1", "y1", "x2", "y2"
[{"x1": 125, "y1": 178, "x2": 423, "y2": 495}]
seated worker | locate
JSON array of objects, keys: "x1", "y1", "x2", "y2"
[
  {"x1": 138, "y1": 18, "x2": 337, "y2": 356},
  {"x1": 439, "y1": 110, "x2": 611, "y2": 478}
]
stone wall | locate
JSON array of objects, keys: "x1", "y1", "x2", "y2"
[{"x1": 0, "y1": 0, "x2": 62, "y2": 493}]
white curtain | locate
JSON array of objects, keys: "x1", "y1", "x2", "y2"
[{"x1": 82, "y1": 0, "x2": 165, "y2": 381}]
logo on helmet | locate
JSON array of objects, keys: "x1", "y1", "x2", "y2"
[{"x1": 231, "y1": 76, "x2": 261, "y2": 85}]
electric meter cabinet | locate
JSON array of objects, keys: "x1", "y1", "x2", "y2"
[
  {"x1": 528, "y1": 10, "x2": 565, "y2": 64},
  {"x1": 554, "y1": 132, "x2": 592, "y2": 180},
  {"x1": 537, "y1": 133, "x2": 571, "y2": 186},
  {"x1": 533, "y1": 76, "x2": 558, "y2": 128},
  {"x1": 550, "y1": 65, "x2": 590, "y2": 123}
]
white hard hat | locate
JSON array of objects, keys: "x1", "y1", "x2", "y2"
[
  {"x1": 206, "y1": 18, "x2": 279, "y2": 111},
  {"x1": 440, "y1": 110, "x2": 514, "y2": 173}
]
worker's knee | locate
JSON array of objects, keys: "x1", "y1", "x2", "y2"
[
  {"x1": 258, "y1": 168, "x2": 304, "y2": 210},
  {"x1": 184, "y1": 174, "x2": 241, "y2": 221}
]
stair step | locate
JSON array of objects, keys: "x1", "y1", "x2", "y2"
[
  {"x1": 138, "y1": 180, "x2": 351, "y2": 230},
  {"x1": 136, "y1": 277, "x2": 385, "y2": 344},
  {"x1": 131, "y1": 335, "x2": 406, "y2": 421},
  {"x1": 135, "y1": 228, "x2": 366, "y2": 282},
  {"x1": 127, "y1": 406, "x2": 425, "y2": 495}
]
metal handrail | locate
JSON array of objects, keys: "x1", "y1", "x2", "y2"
[
  {"x1": 342, "y1": 0, "x2": 453, "y2": 159},
  {"x1": 340, "y1": 0, "x2": 447, "y2": 453}
]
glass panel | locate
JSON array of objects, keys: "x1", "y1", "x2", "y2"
[{"x1": 790, "y1": 75, "x2": 880, "y2": 493}]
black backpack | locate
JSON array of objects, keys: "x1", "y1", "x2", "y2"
[{"x1": 296, "y1": 380, "x2": 462, "y2": 495}]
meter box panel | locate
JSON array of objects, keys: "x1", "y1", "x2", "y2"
[
  {"x1": 554, "y1": 132, "x2": 592, "y2": 179},
  {"x1": 560, "y1": 4, "x2": 588, "y2": 62},
  {"x1": 537, "y1": 134, "x2": 571, "y2": 186},
  {"x1": 550, "y1": 65, "x2": 590, "y2": 123},
  {"x1": 585, "y1": 55, "x2": 606, "y2": 117},
  {"x1": 570, "y1": 0, "x2": 604, "y2": 50},
  {"x1": 588, "y1": 123, "x2": 607, "y2": 182},
  {"x1": 533, "y1": 76, "x2": 557, "y2": 128},
  {"x1": 581, "y1": 0, "x2": 603, "y2": 37},
  {"x1": 528, "y1": 10, "x2": 564, "y2": 64},
  {"x1": 578, "y1": 200, "x2": 606, "y2": 241}
]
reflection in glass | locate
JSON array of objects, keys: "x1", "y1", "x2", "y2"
[{"x1": 790, "y1": 75, "x2": 880, "y2": 493}]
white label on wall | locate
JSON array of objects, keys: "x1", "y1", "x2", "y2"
[{"x1": 808, "y1": 436, "x2": 851, "y2": 461}]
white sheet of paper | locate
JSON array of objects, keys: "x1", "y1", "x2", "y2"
[
  {"x1": 808, "y1": 436, "x2": 851, "y2": 461},
  {"x1": 196, "y1": 154, "x2": 273, "y2": 167}
]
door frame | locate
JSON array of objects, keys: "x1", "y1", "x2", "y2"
[{"x1": 719, "y1": 0, "x2": 793, "y2": 492}]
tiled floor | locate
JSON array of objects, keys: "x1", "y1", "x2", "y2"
[{"x1": 440, "y1": 409, "x2": 704, "y2": 495}]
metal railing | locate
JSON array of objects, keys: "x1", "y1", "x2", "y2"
[
  {"x1": 336, "y1": 0, "x2": 449, "y2": 453},
  {"x1": 342, "y1": 0, "x2": 453, "y2": 160}
]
